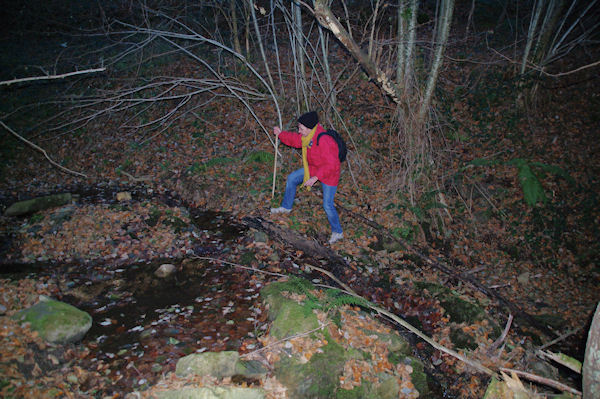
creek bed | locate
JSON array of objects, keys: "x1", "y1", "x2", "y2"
[
  {"x1": 0, "y1": 186, "x2": 274, "y2": 393},
  {"x1": 63, "y1": 256, "x2": 268, "y2": 391}
]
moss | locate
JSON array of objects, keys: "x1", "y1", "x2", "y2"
[
  {"x1": 14, "y1": 298, "x2": 91, "y2": 344},
  {"x1": 388, "y1": 351, "x2": 402, "y2": 365},
  {"x1": 414, "y1": 281, "x2": 486, "y2": 324},
  {"x1": 413, "y1": 281, "x2": 449, "y2": 295},
  {"x1": 374, "y1": 376, "x2": 400, "y2": 399},
  {"x1": 336, "y1": 380, "x2": 372, "y2": 399},
  {"x1": 268, "y1": 299, "x2": 319, "y2": 340},
  {"x1": 449, "y1": 327, "x2": 478, "y2": 350},
  {"x1": 331, "y1": 309, "x2": 342, "y2": 328},
  {"x1": 162, "y1": 216, "x2": 188, "y2": 233},
  {"x1": 239, "y1": 251, "x2": 257, "y2": 266},
  {"x1": 441, "y1": 296, "x2": 485, "y2": 323},
  {"x1": 406, "y1": 356, "x2": 429, "y2": 396},
  {"x1": 275, "y1": 341, "x2": 348, "y2": 398}
]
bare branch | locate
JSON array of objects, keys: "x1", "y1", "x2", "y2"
[
  {"x1": 500, "y1": 368, "x2": 582, "y2": 396},
  {"x1": 0, "y1": 121, "x2": 88, "y2": 178},
  {"x1": 0, "y1": 68, "x2": 106, "y2": 86}
]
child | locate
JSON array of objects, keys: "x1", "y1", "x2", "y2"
[{"x1": 271, "y1": 111, "x2": 343, "y2": 244}]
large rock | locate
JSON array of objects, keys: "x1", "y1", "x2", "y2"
[
  {"x1": 155, "y1": 263, "x2": 177, "y2": 278},
  {"x1": 13, "y1": 296, "x2": 92, "y2": 344},
  {"x1": 259, "y1": 279, "x2": 432, "y2": 399},
  {"x1": 155, "y1": 386, "x2": 265, "y2": 399},
  {"x1": 275, "y1": 341, "x2": 349, "y2": 399},
  {"x1": 176, "y1": 351, "x2": 267, "y2": 379},
  {"x1": 4, "y1": 193, "x2": 72, "y2": 216},
  {"x1": 260, "y1": 281, "x2": 319, "y2": 340}
]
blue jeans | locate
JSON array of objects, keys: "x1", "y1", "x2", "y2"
[{"x1": 281, "y1": 168, "x2": 342, "y2": 234}]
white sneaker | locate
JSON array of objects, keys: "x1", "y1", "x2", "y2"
[
  {"x1": 270, "y1": 207, "x2": 291, "y2": 214},
  {"x1": 328, "y1": 232, "x2": 344, "y2": 244}
]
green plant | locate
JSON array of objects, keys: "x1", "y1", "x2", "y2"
[
  {"x1": 510, "y1": 159, "x2": 546, "y2": 206},
  {"x1": 246, "y1": 150, "x2": 274, "y2": 164},
  {"x1": 469, "y1": 157, "x2": 574, "y2": 207},
  {"x1": 273, "y1": 277, "x2": 371, "y2": 316},
  {"x1": 29, "y1": 213, "x2": 44, "y2": 224}
]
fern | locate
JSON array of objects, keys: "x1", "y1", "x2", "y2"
[
  {"x1": 516, "y1": 161, "x2": 546, "y2": 207},
  {"x1": 531, "y1": 162, "x2": 575, "y2": 185},
  {"x1": 470, "y1": 157, "x2": 575, "y2": 208},
  {"x1": 273, "y1": 278, "x2": 372, "y2": 314},
  {"x1": 274, "y1": 277, "x2": 320, "y2": 303},
  {"x1": 323, "y1": 289, "x2": 371, "y2": 311}
]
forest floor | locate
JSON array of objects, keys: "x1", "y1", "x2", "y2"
[{"x1": 1, "y1": 20, "x2": 599, "y2": 398}]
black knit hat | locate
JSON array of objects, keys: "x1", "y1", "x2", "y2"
[{"x1": 298, "y1": 111, "x2": 318, "y2": 129}]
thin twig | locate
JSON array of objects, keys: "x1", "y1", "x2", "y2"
[
  {"x1": 500, "y1": 367, "x2": 582, "y2": 396},
  {"x1": 192, "y1": 256, "x2": 288, "y2": 278},
  {"x1": 0, "y1": 121, "x2": 88, "y2": 178},
  {"x1": 0, "y1": 67, "x2": 106, "y2": 86},
  {"x1": 487, "y1": 314, "x2": 513, "y2": 355},
  {"x1": 240, "y1": 322, "x2": 331, "y2": 359},
  {"x1": 538, "y1": 327, "x2": 582, "y2": 351}
]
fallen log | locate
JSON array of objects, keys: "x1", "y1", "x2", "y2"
[{"x1": 242, "y1": 216, "x2": 350, "y2": 281}]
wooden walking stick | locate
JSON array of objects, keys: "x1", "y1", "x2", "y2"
[{"x1": 272, "y1": 134, "x2": 278, "y2": 198}]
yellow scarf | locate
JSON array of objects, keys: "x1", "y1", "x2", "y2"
[{"x1": 301, "y1": 126, "x2": 317, "y2": 190}]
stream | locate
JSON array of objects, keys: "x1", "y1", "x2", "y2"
[{"x1": 0, "y1": 185, "x2": 275, "y2": 393}]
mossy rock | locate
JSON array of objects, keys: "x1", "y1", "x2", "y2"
[
  {"x1": 374, "y1": 376, "x2": 400, "y2": 399},
  {"x1": 335, "y1": 381, "x2": 372, "y2": 399},
  {"x1": 483, "y1": 377, "x2": 531, "y2": 399},
  {"x1": 370, "y1": 331, "x2": 410, "y2": 356},
  {"x1": 335, "y1": 377, "x2": 399, "y2": 399},
  {"x1": 405, "y1": 356, "x2": 429, "y2": 396},
  {"x1": 275, "y1": 341, "x2": 348, "y2": 399},
  {"x1": 449, "y1": 326, "x2": 478, "y2": 350},
  {"x1": 413, "y1": 281, "x2": 486, "y2": 324},
  {"x1": 155, "y1": 386, "x2": 265, "y2": 399},
  {"x1": 13, "y1": 296, "x2": 91, "y2": 344},
  {"x1": 175, "y1": 351, "x2": 267, "y2": 379},
  {"x1": 269, "y1": 299, "x2": 319, "y2": 340},
  {"x1": 440, "y1": 296, "x2": 485, "y2": 324},
  {"x1": 260, "y1": 280, "x2": 320, "y2": 340},
  {"x1": 5, "y1": 193, "x2": 72, "y2": 216}
]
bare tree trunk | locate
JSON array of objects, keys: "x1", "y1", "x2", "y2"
[
  {"x1": 270, "y1": 0, "x2": 285, "y2": 96},
  {"x1": 293, "y1": 1, "x2": 308, "y2": 110},
  {"x1": 520, "y1": 0, "x2": 544, "y2": 75},
  {"x1": 368, "y1": 0, "x2": 382, "y2": 59},
  {"x1": 418, "y1": 0, "x2": 454, "y2": 122},
  {"x1": 396, "y1": 0, "x2": 407, "y2": 83},
  {"x1": 404, "y1": 0, "x2": 419, "y2": 88},
  {"x1": 318, "y1": 24, "x2": 336, "y2": 115},
  {"x1": 244, "y1": 1, "x2": 251, "y2": 55},
  {"x1": 313, "y1": 0, "x2": 405, "y2": 107},
  {"x1": 465, "y1": 0, "x2": 475, "y2": 38},
  {"x1": 249, "y1": 0, "x2": 276, "y2": 90},
  {"x1": 533, "y1": 0, "x2": 564, "y2": 65},
  {"x1": 230, "y1": 0, "x2": 242, "y2": 54},
  {"x1": 583, "y1": 303, "x2": 600, "y2": 398}
]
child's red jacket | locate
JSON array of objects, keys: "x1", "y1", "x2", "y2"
[{"x1": 278, "y1": 123, "x2": 341, "y2": 186}]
